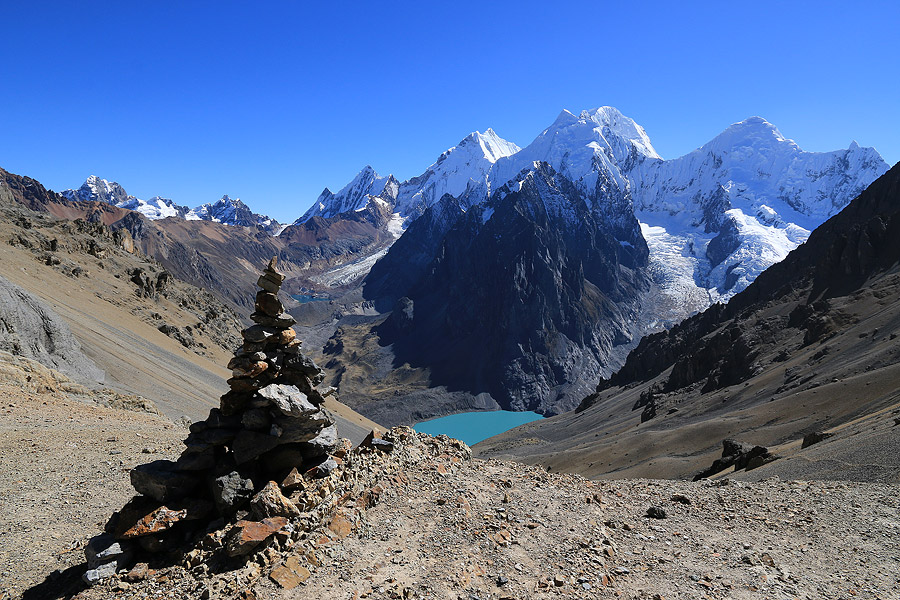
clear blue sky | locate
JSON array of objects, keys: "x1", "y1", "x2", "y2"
[{"x1": 2, "y1": 1, "x2": 897, "y2": 223}]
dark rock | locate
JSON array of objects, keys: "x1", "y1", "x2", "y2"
[
  {"x1": 242, "y1": 325, "x2": 276, "y2": 344},
  {"x1": 176, "y1": 445, "x2": 216, "y2": 471},
  {"x1": 220, "y1": 390, "x2": 253, "y2": 415},
  {"x1": 130, "y1": 460, "x2": 198, "y2": 503},
  {"x1": 85, "y1": 533, "x2": 133, "y2": 569},
  {"x1": 801, "y1": 431, "x2": 834, "y2": 449},
  {"x1": 250, "y1": 312, "x2": 297, "y2": 328},
  {"x1": 255, "y1": 291, "x2": 284, "y2": 317},
  {"x1": 241, "y1": 408, "x2": 271, "y2": 431},
  {"x1": 258, "y1": 444, "x2": 308, "y2": 474},
  {"x1": 646, "y1": 506, "x2": 667, "y2": 519},
  {"x1": 210, "y1": 471, "x2": 255, "y2": 515},
  {"x1": 231, "y1": 430, "x2": 281, "y2": 464},
  {"x1": 693, "y1": 439, "x2": 777, "y2": 480}
]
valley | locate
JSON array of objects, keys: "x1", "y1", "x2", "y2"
[{"x1": 0, "y1": 107, "x2": 897, "y2": 600}]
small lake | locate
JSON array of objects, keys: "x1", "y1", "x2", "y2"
[
  {"x1": 413, "y1": 410, "x2": 543, "y2": 446},
  {"x1": 290, "y1": 294, "x2": 330, "y2": 304}
]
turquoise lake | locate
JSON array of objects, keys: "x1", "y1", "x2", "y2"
[{"x1": 413, "y1": 410, "x2": 543, "y2": 446}]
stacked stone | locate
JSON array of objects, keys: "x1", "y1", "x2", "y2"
[{"x1": 85, "y1": 258, "x2": 338, "y2": 583}]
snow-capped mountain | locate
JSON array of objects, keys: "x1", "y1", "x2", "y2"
[
  {"x1": 296, "y1": 129, "x2": 520, "y2": 225},
  {"x1": 63, "y1": 178, "x2": 282, "y2": 234},
  {"x1": 61, "y1": 175, "x2": 191, "y2": 219},
  {"x1": 630, "y1": 116, "x2": 889, "y2": 325},
  {"x1": 480, "y1": 108, "x2": 888, "y2": 326},
  {"x1": 296, "y1": 167, "x2": 400, "y2": 223},
  {"x1": 393, "y1": 128, "x2": 521, "y2": 218},
  {"x1": 304, "y1": 106, "x2": 887, "y2": 330},
  {"x1": 186, "y1": 195, "x2": 283, "y2": 234}
]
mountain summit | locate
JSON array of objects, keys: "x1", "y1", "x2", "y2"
[{"x1": 63, "y1": 178, "x2": 283, "y2": 234}]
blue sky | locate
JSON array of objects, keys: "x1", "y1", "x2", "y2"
[{"x1": 2, "y1": 1, "x2": 897, "y2": 223}]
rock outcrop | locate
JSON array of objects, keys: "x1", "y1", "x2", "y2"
[
  {"x1": 84, "y1": 258, "x2": 340, "y2": 585},
  {"x1": 0, "y1": 274, "x2": 104, "y2": 384},
  {"x1": 692, "y1": 439, "x2": 778, "y2": 481}
]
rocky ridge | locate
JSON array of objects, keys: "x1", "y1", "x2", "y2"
[{"x1": 17, "y1": 420, "x2": 899, "y2": 600}]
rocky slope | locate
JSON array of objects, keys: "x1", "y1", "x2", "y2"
[
  {"x1": 0, "y1": 274, "x2": 104, "y2": 384},
  {"x1": 477, "y1": 162, "x2": 900, "y2": 483},
  {"x1": 5, "y1": 168, "x2": 396, "y2": 313}
]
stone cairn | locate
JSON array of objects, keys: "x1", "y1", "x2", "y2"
[{"x1": 83, "y1": 258, "x2": 340, "y2": 584}]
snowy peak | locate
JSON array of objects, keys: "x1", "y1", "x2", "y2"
[
  {"x1": 63, "y1": 175, "x2": 131, "y2": 206},
  {"x1": 703, "y1": 116, "x2": 797, "y2": 154},
  {"x1": 491, "y1": 106, "x2": 658, "y2": 196},
  {"x1": 64, "y1": 176, "x2": 280, "y2": 231},
  {"x1": 62, "y1": 176, "x2": 190, "y2": 219},
  {"x1": 299, "y1": 129, "x2": 521, "y2": 225},
  {"x1": 580, "y1": 106, "x2": 661, "y2": 160},
  {"x1": 296, "y1": 166, "x2": 399, "y2": 224},
  {"x1": 185, "y1": 194, "x2": 281, "y2": 232},
  {"x1": 456, "y1": 129, "x2": 521, "y2": 164}
]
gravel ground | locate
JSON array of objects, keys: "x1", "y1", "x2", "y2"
[
  {"x1": 14, "y1": 418, "x2": 892, "y2": 600},
  {"x1": 0, "y1": 375, "x2": 184, "y2": 599}
]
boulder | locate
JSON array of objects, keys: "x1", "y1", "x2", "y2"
[
  {"x1": 210, "y1": 471, "x2": 255, "y2": 515},
  {"x1": 130, "y1": 460, "x2": 198, "y2": 502},
  {"x1": 258, "y1": 384, "x2": 317, "y2": 417},
  {"x1": 255, "y1": 291, "x2": 284, "y2": 317},
  {"x1": 250, "y1": 481, "x2": 301, "y2": 519}
]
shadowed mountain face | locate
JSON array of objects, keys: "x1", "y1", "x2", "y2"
[
  {"x1": 476, "y1": 162, "x2": 900, "y2": 482},
  {"x1": 361, "y1": 164, "x2": 650, "y2": 414}
]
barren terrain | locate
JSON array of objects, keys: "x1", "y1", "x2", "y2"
[{"x1": 1, "y1": 378, "x2": 897, "y2": 600}]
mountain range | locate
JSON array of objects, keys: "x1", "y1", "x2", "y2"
[
  {"x1": 62, "y1": 175, "x2": 284, "y2": 235},
  {"x1": 478, "y1": 161, "x2": 900, "y2": 484},
  {"x1": 36, "y1": 107, "x2": 892, "y2": 423},
  {"x1": 301, "y1": 108, "x2": 888, "y2": 420}
]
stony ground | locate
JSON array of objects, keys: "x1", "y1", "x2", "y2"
[
  {"x1": 2, "y1": 376, "x2": 897, "y2": 600},
  {"x1": 0, "y1": 365, "x2": 185, "y2": 600}
]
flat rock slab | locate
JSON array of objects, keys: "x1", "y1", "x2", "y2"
[
  {"x1": 269, "y1": 555, "x2": 311, "y2": 589},
  {"x1": 115, "y1": 502, "x2": 187, "y2": 540},
  {"x1": 258, "y1": 384, "x2": 316, "y2": 417},
  {"x1": 226, "y1": 517, "x2": 288, "y2": 557}
]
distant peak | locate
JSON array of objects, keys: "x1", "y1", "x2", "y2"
[{"x1": 849, "y1": 140, "x2": 860, "y2": 150}]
